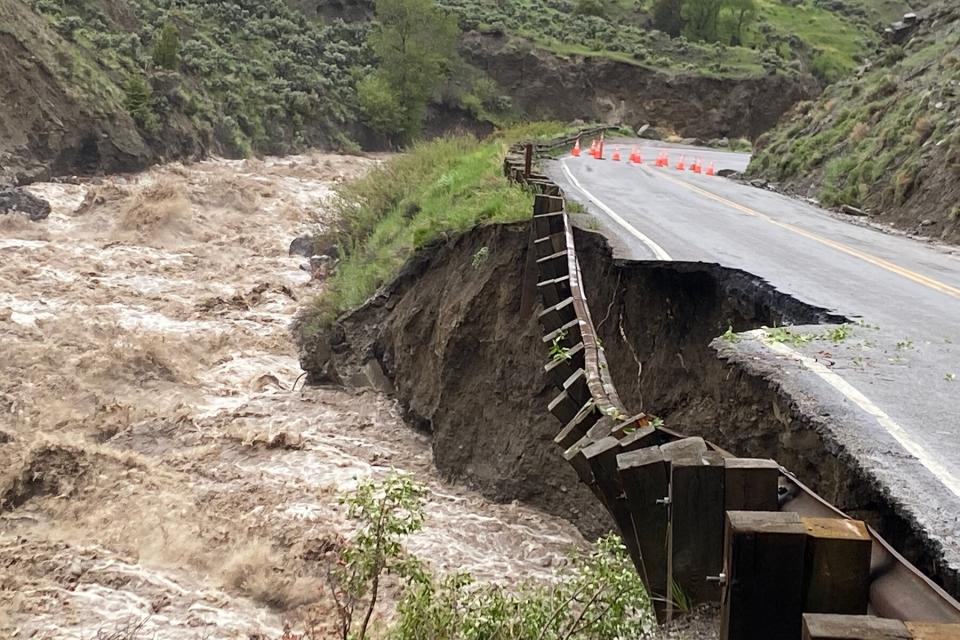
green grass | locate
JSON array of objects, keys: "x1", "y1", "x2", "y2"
[
  {"x1": 440, "y1": 0, "x2": 892, "y2": 81},
  {"x1": 309, "y1": 126, "x2": 568, "y2": 328},
  {"x1": 754, "y1": 0, "x2": 874, "y2": 82}
]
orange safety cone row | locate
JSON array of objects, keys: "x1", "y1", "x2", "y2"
[
  {"x1": 629, "y1": 147, "x2": 642, "y2": 164},
  {"x1": 611, "y1": 148, "x2": 621, "y2": 161},
  {"x1": 691, "y1": 158, "x2": 702, "y2": 174},
  {"x1": 572, "y1": 138, "x2": 581, "y2": 157},
  {"x1": 706, "y1": 161, "x2": 715, "y2": 176},
  {"x1": 675, "y1": 155, "x2": 685, "y2": 171}
]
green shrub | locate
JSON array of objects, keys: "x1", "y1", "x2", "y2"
[
  {"x1": 331, "y1": 472, "x2": 427, "y2": 640},
  {"x1": 152, "y1": 22, "x2": 179, "y2": 71},
  {"x1": 574, "y1": 0, "x2": 609, "y2": 18},
  {"x1": 123, "y1": 74, "x2": 158, "y2": 131},
  {"x1": 357, "y1": 74, "x2": 406, "y2": 140},
  {"x1": 311, "y1": 126, "x2": 577, "y2": 326},
  {"x1": 389, "y1": 534, "x2": 655, "y2": 640}
]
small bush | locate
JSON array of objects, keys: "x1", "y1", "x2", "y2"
[
  {"x1": 152, "y1": 22, "x2": 179, "y2": 71},
  {"x1": 389, "y1": 534, "x2": 656, "y2": 640}
]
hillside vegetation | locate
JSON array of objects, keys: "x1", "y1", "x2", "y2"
[
  {"x1": 305, "y1": 123, "x2": 579, "y2": 329},
  {"x1": 440, "y1": 0, "x2": 903, "y2": 82},
  {"x1": 0, "y1": 0, "x2": 913, "y2": 183},
  {"x1": 748, "y1": 2, "x2": 960, "y2": 241}
]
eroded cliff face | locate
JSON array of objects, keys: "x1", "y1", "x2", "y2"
[
  {"x1": 299, "y1": 222, "x2": 614, "y2": 538},
  {"x1": 298, "y1": 222, "x2": 842, "y2": 541},
  {"x1": 299, "y1": 219, "x2": 960, "y2": 595},
  {"x1": 460, "y1": 31, "x2": 821, "y2": 141}
]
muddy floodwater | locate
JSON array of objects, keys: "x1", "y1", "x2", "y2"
[{"x1": 0, "y1": 153, "x2": 587, "y2": 639}]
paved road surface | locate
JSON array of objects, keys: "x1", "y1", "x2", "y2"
[{"x1": 547, "y1": 139, "x2": 960, "y2": 574}]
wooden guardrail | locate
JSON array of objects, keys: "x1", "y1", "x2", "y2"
[{"x1": 505, "y1": 134, "x2": 960, "y2": 639}]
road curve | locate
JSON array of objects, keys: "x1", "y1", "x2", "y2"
[{"x1": 547, "y1": 139, "x2": 960, "y2": 579}]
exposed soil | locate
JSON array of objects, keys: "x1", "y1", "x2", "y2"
[
  {"x1": 460, "y1": 31, "x2": 821, "y2": 141},
  {"x1": 300, "y1": 222, "x2": 614, "y2": 541},
  {"x1": 301, "y1": 215, "x2": 960, "y2": 628},
  {"x1": 0, "y1": 155, "x2": 589, "y2": 638},
  {"x1": 571, "y1": 227, "x2": 960, "y2": 597}
]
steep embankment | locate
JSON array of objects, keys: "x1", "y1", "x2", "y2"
[
  {"x1": 296, "y1": 219, "x2": 839, "y2": 540},
  {"x1": 299, "y1": 222, "x2": 615, "y2": 539},
  {"x1": 748, "y1": 2, "x2": 960, "y2": 242},
  {"x1": 0, "y1": 0, "x2": 365, "y2": 185},
  {"x1": 300, "y1": 217, "x2": 960, "y2": 595},
  {"x1": 460, "y1": 31, "x2": 819, "y2": 140}
]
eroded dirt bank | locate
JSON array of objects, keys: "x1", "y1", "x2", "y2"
[
  {"x1": 461, "y1": 31, "x2": 820, "y2": 140},
  {"x1": 302, "y1": 218, "x2": 960, "y2": 601},
  {"x1": 572, "y1": 228, "x2": 960, "y2": 597},
  {"x1": 0, "y1": 157, "x2": 588, "y2": 638},
  {"x1": 300, "y1": 222, "x2": 614, "y2": 540}
]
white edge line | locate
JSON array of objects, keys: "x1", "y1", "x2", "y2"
[
  {"x1": 560, "y1": 158, "x2": 673, "y2": 261},
  {"x1": 743, "y1": 329, "x2": 960, "y2": 501}
]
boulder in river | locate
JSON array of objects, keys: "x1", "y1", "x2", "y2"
[
  {"x1": 289, "y1": 233, "x2": 314, "y2": 257},
  {"x1": 0, "y1": 188, "x2": 51, "y2": 221}
]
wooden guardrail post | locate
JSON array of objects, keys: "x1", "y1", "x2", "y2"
[
  {"x1": 721, "y1": 511, "x2": 808, "y2": 640},
  {"x1": 802, "y1": 518, "x2": 872, "y2": 615},
  {"x1": 618, "y1": 445, "x2": 670, "y2": 620},
  {"x1": 724, "y1": 458, "x2": 780, "y2": 512},
  {"x1": 664, "y1": 438, "x2": 726, "y2": 612},
  {"x1": 524, "y1": 143, "x2": 533, "y2": 178}
]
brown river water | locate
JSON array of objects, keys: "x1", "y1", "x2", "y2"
[{"x1": 0, "y1": 153, "x2": 589, "y2": 639}]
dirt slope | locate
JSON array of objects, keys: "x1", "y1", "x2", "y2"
[
  {"x1": 461, "y1": 31, "x2": 820, "y2": 140},
  {"x1": 299, "y1": 222, "x2": 614, "y2": 540},
  {"x1": 0, "y1": 1, "x2": 152, "y2": 185}
]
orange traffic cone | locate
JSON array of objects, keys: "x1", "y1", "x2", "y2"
[
  {"x1": 706, "y1": 162, "x2": 715, "y2": 176},
  {"x1": 611, "y1": 148, "x2": 621, "y2": 161},
  {"x1": 588, "y1": 140, "x2": 596, "y2": 158},
  {"x1": 659, "y1": 153, "x2": 669, "y2": 167},
  {"x1": 629, "y1": 147, "x2": 641, "y2": 164},
  {"x1": 691, "y1": 158, "x2": 702, "y2": 174},
  {"x1": 675, "y1": 155, "x2": 685, "y2": 171},
  {"x1": 572, "y1": 138, "x2": 581, "y2": 157}
]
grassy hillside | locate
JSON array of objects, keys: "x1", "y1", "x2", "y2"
[
  {"x1": 439, "y1": 0, "x2": 906, "y2": 82},
  {"x1": 24, "y1": 0, "x2": 368, "y2": 154},
  {"x1": 307, "y1": 123, "x2": 577, "y2": 329},
  {"x1": 748, "y1": 2, "x2": 960, "y2": 241},
  {"x1": 0, "y1": 0, "x2": 916, "y2": 184}
]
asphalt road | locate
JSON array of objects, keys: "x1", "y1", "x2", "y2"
[{"x1": 547, "y1": 139, "x2": 960, "y2": 572}]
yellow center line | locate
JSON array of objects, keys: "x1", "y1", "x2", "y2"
[{"x1": 654, "y1": 170, "x2": 960, "y2": 300}]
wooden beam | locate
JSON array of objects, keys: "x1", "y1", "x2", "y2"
[
  {"x1": 802, "y1": 518, "x2": 872, "y2": 615},
  {"x1": 724, "y1": 458, "x2": 780, "y2": 512},
  {"x1": 905, "y1": 622, "x2": 960, "y2": 639},
  {"x1": 670, "y1": 449, "x2": 725, "y2": 608},
  {"x1": 721, "y1": 511, "x2": 807, "y2": 640},
  {"x1": 543, "y1": 343, "x2": 585, "y2": 389},
  {"x1": 617, "y1": 446, "x2": 670, "y2": 621}
]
